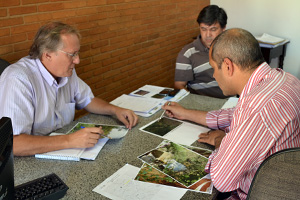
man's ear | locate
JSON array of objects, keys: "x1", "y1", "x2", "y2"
[
  {"x1": 43, "y1": 51, "x2": 52, "y2": 61},
  {"x1": 223, "y1": 57, "x2": 234, "y2": 76},
  {"x1": 222, "y1": 26, "x2": 226, "y2": 32}
]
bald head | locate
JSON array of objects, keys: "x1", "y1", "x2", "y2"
[{"x1": 211, "y1": 28, "x2": 265, "y2": 70}]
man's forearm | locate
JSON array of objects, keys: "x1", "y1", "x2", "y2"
[
  {"x1": 185, "y1": 110, "x2": 208, "y2": 126},
  {"x1": 174, "y1": 81, "x2": 188, "y2": 90},
  {"x1": 84, "y1": 97, "x2": 118, "y2": 116},
  {"x1": 13, "y1": 134, "x2": 69, "y2": 156}
]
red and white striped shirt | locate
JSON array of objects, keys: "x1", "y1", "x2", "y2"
[{"x1": 205, "y1": 63, "x2": 300, "y2": 200}]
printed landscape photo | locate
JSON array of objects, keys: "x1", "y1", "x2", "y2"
[
  {"x1": 182, "y1": 145, "x2": 213, "y2": 158},
  {"x1": 67, "y1": 122, "x2": 128, "y2": 139},
  {"x1": 142, "y1": 117, "x2": 182, "y2": 137},
  {"x1": 138, "y1": 140, "x2": 208, "y2": 187},
  {"x1": 135, "y1": 163, "x2": 213, "y2": 193},
  {"x1": 134, "y1": 90, "x2": 149, "y2": 96},
  {"x1": 151, "y1": 94, "x2": 166, "y2": 99}
]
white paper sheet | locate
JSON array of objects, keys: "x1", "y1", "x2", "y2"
[
  {"x1": 35, "y1": 133, "x2": 108, "y2": 161},
  {"x1": 255, "y1": 33, "x2": 285, "y2": 45},
  {"x1": 130, "y1": 85, "x2": 169, "y2": 98},
  {"x1": 93, "y1": 164, "x2": 187, "y2": 200},
  {"x1": 110, "y1": 94, "x2": 163, "y2": 113},
  {"x1": 221, "y1": 97, "x2": 239, "y2": 109},
  {"x1": 111, "y1": 85, "x2": 189, "y2": 117},
  {"x1": 140, "y1": 117, "x2": 210, "y2": 146},
  {"x1": 80, "y1": 138, "x2": 109, "y2": 160},
  {"x1": 163, "y1": 122, "x2": 210, "y2": 146},
  {"x1": 130, "y1": 85, "x2": 189, "y2": 102}
]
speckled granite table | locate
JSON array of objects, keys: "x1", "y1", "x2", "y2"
[{"x1": 14, "y1": 94, "x2": 227, "y2": 200}]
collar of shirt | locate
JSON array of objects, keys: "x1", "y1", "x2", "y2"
[
  {"x1": 193, "y1": 35, "x2": 209, "y2": 53},
  {"x1": 239, "y1": 62, "x2": 271, "y2": 99},
  {"x1": 36, "y1": 58, "x2": 68, "y2": 88}
]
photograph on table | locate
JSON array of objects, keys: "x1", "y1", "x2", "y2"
[
  {"x1": 130, "y1": 85, "x2": 171, "y2": 98},
  {"x1": 135, "y1": 143, "x2": 213, "y2": 193},
  {"x1": 135, "y1": 163, "x2": 213, "y2": 194},
  {"x1": 140, "y1": 117, "x2": 210, "y2": 146},
  {"x1": 141, "y1": 117, "x2": 182, "y2": 137},
  {"x1": 137, "y1": 140, "x2": 209, "y2": 188},
  {"x1": 181, "y1": 145, "x2": 213, "y2": 158},
  {"x1": 67, "y1": 122, "x2": 128, "y2": 139},
  {"x1": 133, "y1": 90, "x2": 150, "y2": 96},
  {"x1": 151, "y1": 94, "x2": 166, "y2": 99}
]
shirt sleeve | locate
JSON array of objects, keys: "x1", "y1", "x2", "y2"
[{"x1": 206, "y1": 108, "x2": 235, "y2": 130}]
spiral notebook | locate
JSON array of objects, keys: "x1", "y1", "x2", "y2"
[
  {"x1": 35, "y1": 133, "x2": 109, "y2": 161},
  {"x1": 35, "y1": 122, "x2": 128, "y2": 161}
]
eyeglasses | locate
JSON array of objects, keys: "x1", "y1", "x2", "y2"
[{"x1": 58, "y1": 49, "x2": 80, "y2": 59}]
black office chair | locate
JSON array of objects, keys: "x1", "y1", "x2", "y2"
[
  {"x1": 247, "y1": 148, "x2": 300, "y2": 200},
  {"x1": 0, "y1": 58, "x2": 10, "y2": 75}
]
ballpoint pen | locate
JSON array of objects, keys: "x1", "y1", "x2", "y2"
[
  {"x1": 81, "y1": 126, "x2": 112, "y2": 139},
  {"x1": 158, "y1": 101, "x2": 171, "y2": 122}
]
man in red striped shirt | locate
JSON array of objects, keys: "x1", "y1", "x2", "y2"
[{"x1": 163, "y1": 28, "x2": 300, "y2": 199}]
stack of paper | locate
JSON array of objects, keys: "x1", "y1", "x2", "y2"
[
  {"x1": 130, "y1": 85, "x2": 170, "y2": 98},
  {"x1": 110, "y1": 94, "x2": 164, "y2": 117},
  {"x1": 110, "y1": 85, "x2": 190, "y2": 117},
  {"x1": 255, "y1": 33, "x2": 289, "y2": 48},
  {"x1": 129, "y1": 85, "x2": 189, "y2": 102}
]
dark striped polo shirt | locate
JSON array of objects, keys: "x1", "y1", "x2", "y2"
[{"x1": 175, "y1": 35, "x2": 227, "y2": 98}]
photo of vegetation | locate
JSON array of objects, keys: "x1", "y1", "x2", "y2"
[
  {"x1": 142, "y1": 117, "x2": 182, "y2": 137},
  {"x1": 151, "y1": 94, "x2": 166, "y2": 99},
  {"x1": 135, "y1": 163, "x2": 186, "y2": 188},
  {"x1": 182, "y1": 145, "x2": 213, "y2": 158},
  {"x1": 67, "y1": 122, "x2": 128, "y2": 139},
  {"x1": 135, "y1": 163, "x2": 212, "y2": 193},
  {"x1": 138, "y1": 140, "x2": 208, "y2": 187},
  {"x1": 134, "y1": 90, "x2": 149, "y2": 96}
]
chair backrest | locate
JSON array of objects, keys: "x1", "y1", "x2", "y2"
[
  {"x1": 247, "y1": 148, "x2": 300, "y2": 200},
  {"x1": 0, "y1": 58, "x2": 10, "y2": 75}
]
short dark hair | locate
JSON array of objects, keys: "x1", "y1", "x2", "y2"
[
  {"x1": 211, "y1": 28, "x2": 265, "y2": 70},
  {"x1": 29, "y1": 21, "x2": 81, "y2": 59},
  {"x1": 197, "y1": 5, "x2": 227, "y2": 28}
]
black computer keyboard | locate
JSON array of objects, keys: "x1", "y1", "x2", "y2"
[{"x1": 14, "y1": 173, "x2": 69, "y2": 200}]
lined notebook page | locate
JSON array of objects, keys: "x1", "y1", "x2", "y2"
[{"x1": 35, "y1": 148, "x2": 85, "y2": 161}]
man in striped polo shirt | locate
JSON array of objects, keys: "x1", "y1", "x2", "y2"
[
  {"x1": 164, "y1": 28, "x2": 300, "y2": 199},
  {"x1": 174, "y1": 5, "x2": 228, "y2": 98}
]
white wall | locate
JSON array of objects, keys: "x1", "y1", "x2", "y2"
[{"x1": 211, "y1": 0, "x2": 300, "y2": 79}]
